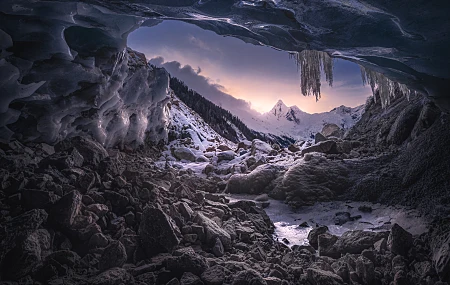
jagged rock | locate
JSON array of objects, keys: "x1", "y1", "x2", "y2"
[
  {"x1": 181, "y1": 272, "x2": 203, "y2": 285},
  {"x1": 334, "y1": 212, "x2": 352, "y2": 226},
  {"x1": 49, "y1": 190, "x2": 82, "y2": 228},
  {"x1": 86, "y1": 204, "x2": 109, "y2": 218},
  {"x1": 90, "y1": 267, "x2": 134, "y2": 285},
  {"x1": 103, "y1": 191, "x2": 129, "y2": 212},
  {"x1": 308, "y1": 226, "x2": 330, "y2": 249},
  {"x1": 387, "y1": 224, "x2": 413, "y2": 256},
  {"x1": 39, "y1": 148, "x2": 84, "y2": 169},
  {"x1": 237, "y1": 141, "x2": 251, "y2": 150},
  {"x1": 288, "y1": 144, "x2": 301, "y2": 153},
  {"x1": 301, "y1": 140, "x2": 337, "y2": 155},
  {"x1": 217, "y1": 150, "x2": 235, "y2": 162},
  {"x1": 139, "y1": 207, "x2": 180, "y2": 256},
  {"x1": 432, "y1": 232, "x2": 450, "y2": 281},
  {"x1": 193, "y1": 212, "x2": 231, "y2": 249},
  {"x1": 203, "y1": 164, "x2": 215, "y2": 175},
  {"x1": 251, "y1": 140, "x2": 273, "y2": 156},
  {"x1": 387, "y1": 104, "x2": 422, "y2": 145},
  {"x1": 173, "y1": 147, "x2": 197, "y2": 162},
  {"x1": 355, "y1": 256, "x2": 375, "y2": 284},
  {"x1": 89, "y1": 233, "x2": 109, "y2": 248},
  {"x1": 201, "y1": 265, "x2": 229, "y2": 285},
  {"x1": 98, "y1": 241, "x2": 127, "y2": 271},
  {"x1": 232, "y1": 269, "x2": 267, "y2": 285},
  {"x1": 196, "y1": 155, "x2": 209, "y2": 162},
  {"x1": 212, "y1": 237, "x2": 224, "y2": 257},
  {"x1": 315, "y1": 132, "x2": 328, "y2": 144},
  {"x1": 307, "y1": 268, "x2": 344, "y2": 285},
  {"x1": 55, "y1": 136, "x2": 109, "y2": 166},
  {"x1": 318, "y1": 233, "x2": 339, "y2": 258}
]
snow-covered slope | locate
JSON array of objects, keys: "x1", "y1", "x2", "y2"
[{"x1": 243, "y1": 100, "x2": 364, "y2": 141}]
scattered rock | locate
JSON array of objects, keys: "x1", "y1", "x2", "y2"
[
  {"x1": 387, "y1": 223, "x2": 413, "y2": 256},
  {"x1": 232, "y1": 269, "x2": 267, "y2": 285},
  {"x1": 173, "y1": 147, "x2": 197, "y2": 162},
  {"x1": 308, "y1": 226, "x2": 329, "y2": 249},
  {"x1": 307, "y1": 268, "x2": 344, "y2": 285},
  {"x1": 217, "y1": 150, "x2": 235, "y2": 162},
  {"x1": 98, "y1": 241, "x2": 127, "y2": 271}
]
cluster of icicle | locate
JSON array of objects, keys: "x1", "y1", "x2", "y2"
[
  {"x1": 360, "y1": 66, "x2": 416, "y2": 108},
  {"x1": 290, "y1": 50, "x2": 334, "y2": 101}
]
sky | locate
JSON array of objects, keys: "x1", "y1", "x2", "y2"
[{"x1": 128, "y1": 20, "x2": 372, "y2": 114}]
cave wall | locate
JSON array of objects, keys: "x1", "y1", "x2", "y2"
[
  {"x1": 0, "y1": 2, "x2": 170, "y2": 147},
  {"x1": 0, "y1": 0, "x2": 449, "y2": 147}
]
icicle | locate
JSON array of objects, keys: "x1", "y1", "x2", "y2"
[
  {"x1": 359, "y1": 65, "x2": 416, "y2": 108},
  {"x1": 290, "y1": 50, "x2": 334, "y2": 101}
]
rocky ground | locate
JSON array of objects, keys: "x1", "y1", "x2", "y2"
[{"x1": 0, "y1": 130, "x2": 449, "y2": 285}]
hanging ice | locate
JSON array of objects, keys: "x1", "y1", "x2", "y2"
[
  {"x1": 360, "y1": 66, "x2": 416, "y2": 108},
  {"x1": 290, "y1": 50, "x2": 334, "y2": 101}
]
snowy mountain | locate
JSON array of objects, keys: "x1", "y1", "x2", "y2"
[{"x1": 242, "y1": 100, "x2": 364, "y2": 141}]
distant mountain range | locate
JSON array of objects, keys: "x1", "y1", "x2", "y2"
[{"x1": 241, "y1": 99, "x2": 364, "y2": 141}]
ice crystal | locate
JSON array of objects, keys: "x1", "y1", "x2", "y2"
[
  {"x1": 290, "y1": 50, "x2": 334, "y2": 101},
  {"x1": 360, "y1": 66, "x2": 416, "y2": 108}
]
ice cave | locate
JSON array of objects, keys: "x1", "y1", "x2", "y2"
[{"x1": 0, "y1": 1, "x2": 449, "y2": 284}]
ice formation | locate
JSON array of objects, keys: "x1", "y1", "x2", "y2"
[
  {"x1": 290, "y1": 50, "x2": 334, "y2": 101},
  {"x1": 360, "y1": 66, "x2": 417, "y2": 108}
]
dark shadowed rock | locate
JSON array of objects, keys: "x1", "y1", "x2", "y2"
[
  {"x1": 387, "y1": 223, "x2": 413, "y2": 256},
  {"x1": 431, "y1": 232, "x2": 450, "y2": 281},
  {"x1": 322, "y1": 124, "x2": 344, "y2": 138},
  {"x1": 355, "y1": 256, "x2": 375, "y2": 284},
  {"x1": 212, "y1": 237, "x2": 224, "y2": 257},
  {"x1": 301, "y1": 140, "x2": 337, "y2": 155},
  {"x1": 181, "y1": 272, "x2": 203, "y2": 285},
  {"x1": 193, "y1": 212, "x2": 231, "y2": 249},
  {"x1": 139, "y1": 207, "x2": 179, "y2": 257},
  {"x1": 307, "y1": 268, "x2": 344, "y2": 285},
  {"x1": 315, "y1": 132, "x2": 328, "y2": 144},
  {"x1": 288, "y1": 144, "x2": 300, "y2": 153},
  {"x1": 166, "y1": 253, "x2": 208, "y2": 276},
  {"x1": 201, "y1": 265, "x2": 229, "y2": 285},
  {"x1": 308, "y1": 226, "x2": 330, "y2": 249},
  {"x1": 49, "y1": 190, "x2": 82, "y2": 228},
  {"x1": 22, "y1": 189, "x2": 58, "y2": 209},
  {"x1": 90, "y1": 267, "x2": 133, "y2": 285},
  {"x1": 98, "y1": 241, "x2": 127, "y2": 271}
]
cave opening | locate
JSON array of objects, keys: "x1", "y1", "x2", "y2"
[{"x1": 0, "y1": 1, "x2": 449, "y2": 284}]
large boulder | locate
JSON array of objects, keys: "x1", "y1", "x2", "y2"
[
  {"x1": 318, "y1": 230, "x2": 389, "y2": 258},
  {"x1": 139, "y1": 207, "x2": 180, "y2": 256},
  {"x1": 321, "y1": 123, "x2": 344, "y2": 138},
  {"x1": 271, "y1": 156, "x2": 349, "y2": 204},
  {"x1": 98, "y1": 241, "x2": 127, "y2": 271},
  {"x1": 226, "y1": 164, "x2": 281, "y2": 195},
  {"x1": 308, "y1": 226, "x2": 330, "y2": 249},
  {"x1": 217, "y1": 150, "x2": 235, "y2": 162},
  {"x1": 173, "y1": 147, "x2": 197, "y2": 162},
  {"x1": 193, "y1": 212, "x2": 231, "y2": 249},
  {"x1": 49, "y1": 190, "x2": 82, "y2": 228},
  {"x1": 387, "y1": 224, "x2": 413, "y2": 256},
  {"x1": 315, "y1": 132, "x2": 328, "y2": 144},
  {"x1": 301, "y1": 140, "x2": 337, "y2": 155},
  {"x1": 251, "y1": 139, "x2": 273, "y2": 156}
]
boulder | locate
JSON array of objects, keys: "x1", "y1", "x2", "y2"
[
  {"x1": 212, "y1": 237, "x2": 224, "y2": 257},
  {"x1": 139, "y1": 207, "x2": 180, "y2": 256},
  {"x1": 173, "y1": 147, "x2": 197, "y2": 162},
  {"x1": 308, "y1": 226, "x2": 330, "y2": 249},
  {"x1": 193, "y1": 212, "x2": 231, "y2": 249},
  {"x1": 226, "y1": 164, "x2": 281, "y2": 195},
  {"x1": 166, "y1": 253, "x2": 208, "y2": 276},
  {"x1": 387, "y1": 223, "x2": 413, "y2": 256},
  {"x1": 301, "y1": 140, "x2": 337, "y2": 155},
  {"x1": 196, "y1": 155, "x2": 209, "y2": 162},
  {"x1": 236, "y1": 140, "x2": 252, "y2": 150},
  {"x1": 355, "y1": 256, "x2": 375, "y2": 285},
  {"x1": 288, "y1": 144, "x2": 301, "y2": 153},
  {"x1": 217, "y1": 150, "x2": 235, "y2": 162},
  {"x1": 98, "y1": 241, "x2": 127, "y2": 271},
  {"x1": 315, "y1": 132, "x2": 328, "y2": 144},
  {"x1": 321, "y1": 123, "x2": 344, "y2": 138},
  {"x1": 271, "y1": 157, "x2": 349, "y2": 204},
  {"x1": 203, "y1": 164, "x2": 215, "y2": 175},
  {"x1": 49, "y1": 190, "x2": 82, "y2": 228},
  {"x1": 181, "y1": 272, "x2": 203, "y2": 285},
  {"x1": 251, "y1": 139, "x2": 273, "y2": 156},
  {"x1": 217, "y1": 145, "x2": 232, "y2": 151},
  {"x1": 432, "y1": 232, "x2": 450, "y2": 281},
  {"x1": 306, "y1": 268, "x2": 344, "y2": 285}
]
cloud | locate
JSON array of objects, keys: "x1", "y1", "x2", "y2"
[{"x1": 149, "y1": 57, "x2": 260, "y2": 118}]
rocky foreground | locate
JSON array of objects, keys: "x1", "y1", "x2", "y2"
[{"x1": 1, "y1": 136, "x2": 449, "y2": 285}]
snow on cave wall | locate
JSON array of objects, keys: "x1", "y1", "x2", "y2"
[
  {"x1": 0, "y1": 0, "x2": 449, "y2": 147},
  {"x1": 0, "y1": 3, "x2": 170, "y2": 147}
]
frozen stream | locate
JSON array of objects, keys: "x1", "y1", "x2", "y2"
[{"x1": 227, "y1": 194, "x2": 429, "y2": 246}]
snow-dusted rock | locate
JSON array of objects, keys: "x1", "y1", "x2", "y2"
[
  {"x1": 251, "y1": 139, "x2": 273, "y2": 156},
  {"x1": 321, "y1": 123, "x2": 344, "y2": 138},
  {"x1": 226, "y1": 164, "x2": 281, "y2": 195},
  {"x1": 217, "y1": 150, "x2": 236, "y2": 162},
  {"x1": 173, "y1": 147, "x2": 197, "y2": 162},
  {"x1": 301, "y1": 140, "x2": 337, "y2": 156}
]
